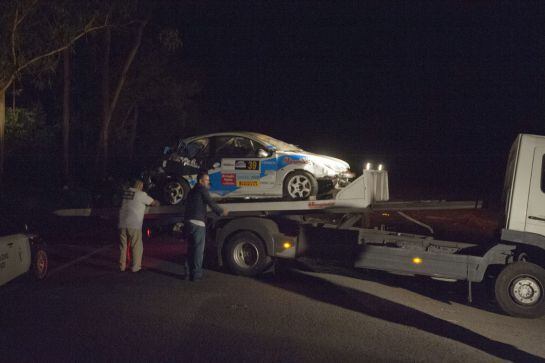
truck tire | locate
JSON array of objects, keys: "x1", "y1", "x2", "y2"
[
  {"x1": 224, "y1": 231, "x2": 273, "y2": 276},
  {"x1": 495, "y1": 262, "x2": 545, "y2": 318},
  {"x1": 163, "y1": 179, "x2": 189, "y2": 205},
  {"x1": 283, "y1": 171, "x2": 318, "y2": 200},
  {"x1": 32, "y1": 248, "x2": 48, "y2": 280}
]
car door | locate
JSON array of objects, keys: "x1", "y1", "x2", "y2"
[
  {"x1": 209, "y1": 136, "x2": 264, "y2": 196},
  {"x1": 0, "y1": 234, "x2": 30, "y2": 286}
]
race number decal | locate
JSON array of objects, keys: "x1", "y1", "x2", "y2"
[{"x1": 235, "y1": 160, "x2": 260, "y2": 171}]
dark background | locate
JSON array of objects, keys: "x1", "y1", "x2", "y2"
[
  {"x1": 5, "y1": 1, "x2": 545, "y2": 206},
  {"x1": 178, "y1": 1, "x2": 545, "y2": 202}
]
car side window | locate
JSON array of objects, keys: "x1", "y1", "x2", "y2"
[
  {"x1": 186, "y1": 138, "x2": 209, "y2": 159},
  {"x1": 215, "y1": 136, "x2": 257, "y2": 158}
]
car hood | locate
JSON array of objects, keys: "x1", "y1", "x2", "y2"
[{"x1": 282, "y1": 151, "x2": 350, "y2": 172}]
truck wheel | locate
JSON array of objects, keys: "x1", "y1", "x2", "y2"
[
  {"x1": 163, "y1": 179, "x2": 189, "y2": 205},
  {"x1": 32, "y1": 248, "x2": 48, "y2": 280},
  {"x1": 224, "y1": 231, "x2": 272, "y2": 276},
  {"x1": 283, "y1": 171, "x2": 318, "y2": 200},
  {"x1": 495, "y1": 262, "x2": 545, "y2": 318}
]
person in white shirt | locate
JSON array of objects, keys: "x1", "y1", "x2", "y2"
[{"x1": 118, "y1": 179, "x2": 159, "y2": 272}]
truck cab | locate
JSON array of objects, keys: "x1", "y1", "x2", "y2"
[{"x1": 502, "y1": 134, "x2": 545, "y2": 251}]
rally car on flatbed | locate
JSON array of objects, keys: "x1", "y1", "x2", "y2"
[{"x1": 143, "y1": 132, "x2": 355, "y2": 204}]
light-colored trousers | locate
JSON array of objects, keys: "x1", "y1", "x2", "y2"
[{"x1": 119, "y1": 228, "x2": 143, "y2": 272}]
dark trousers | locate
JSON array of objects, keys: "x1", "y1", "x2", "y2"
[{"x1": 186, "y1": 223, "x2": 206, "y2": 279}]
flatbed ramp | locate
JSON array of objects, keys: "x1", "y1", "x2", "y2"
[{"x1": 54, "y1": 169, "x2": 479, "y2": 218}]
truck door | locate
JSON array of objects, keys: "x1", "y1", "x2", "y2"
[{"x1": 525, "y1": 148, "x2": 545, "y2": 236}]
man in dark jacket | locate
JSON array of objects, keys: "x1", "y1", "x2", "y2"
[{"x1": 184, "y1": 171, "x2": 227, "y2": 281}]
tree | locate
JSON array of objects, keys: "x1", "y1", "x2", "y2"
[
  {"x1": 62, "y1": 47, "x2": 71, "y2": 185},
  {"x1": 0, "y1": 0, "x2": 112, "y2": 188},
  {"x1": 109, "y1": 25, "x2": 202, "y2": 174},
  {"x1": 95, "y1": 19, "x2": 148, "y2": 180}
]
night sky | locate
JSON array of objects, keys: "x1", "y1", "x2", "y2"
[{"x1": 175, "y1": 1, "x2": 545, "y2": 200}]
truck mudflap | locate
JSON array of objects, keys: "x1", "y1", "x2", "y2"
[{"x1": 354, "y1": 243, "x2": 516, "y2": 282}]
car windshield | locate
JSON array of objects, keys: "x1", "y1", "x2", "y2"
[{"x1": 252, "y1": 134, "x2": 303, "y2": 152}]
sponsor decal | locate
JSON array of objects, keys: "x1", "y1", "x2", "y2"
[
  {"x1": 221, "y1": 173, "x2": 236, "y2": 186},
  {"x1": 235, "y1": 160, "x2": 260, "y2": 171},
  {"x1": 283, "y1": 156, "x2": 309, "y2": 165},
  {"x1": 261, "y1": 159, "x2": 277, "y2": 166},
  {"x1": 237, "y1": 180, "x2": 260, "y2": 187},
  {"x1": 238, "y1": 174, "x2": 260, "y2": 181},
  {"x1": 308, "y1": 201, "x2": 335, "y2": 209},
  {"x1": 222, "y1": 161, "x2": 235, "y2": 167}
]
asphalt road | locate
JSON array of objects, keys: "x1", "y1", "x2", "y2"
[{"x1": 1, "y1": 239, "x2": 545, "y2": 362}]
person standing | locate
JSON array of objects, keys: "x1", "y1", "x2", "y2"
[
  {"x1": 118, "y1": 179, "x2": 159, "y2": 272},
  {"x1": 184, "y1": 171, "x2": 227, "y2": 281}
]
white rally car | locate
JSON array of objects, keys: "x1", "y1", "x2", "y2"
[
  {"x1": 0, "y1": 223, "x2": 48, "y2": 287},
  {"x1": 144, "y1": 132, "x2": 355, "y2": 204}
]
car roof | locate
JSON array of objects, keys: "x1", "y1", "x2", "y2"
[{"x1": 182, "y1": 131, "x2": 271, "y2": 143}]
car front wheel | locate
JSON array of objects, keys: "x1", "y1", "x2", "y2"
[{"x1": 283, "y1": 171, "x2": 318, "y2": 200}]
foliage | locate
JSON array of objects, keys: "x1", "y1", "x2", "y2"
[
  {"x1": 110, "y1": 23, "x2": 204, "y2": 167},
  {"x1": 5, "y1": 106, "x2": 58, "y2": 154}
]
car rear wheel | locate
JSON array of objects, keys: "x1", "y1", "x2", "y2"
[
  {"x1": 32, "y1": 248, "x2": 48, "y2": 280},
  {"x1": 163, "y1": 179, "x2": 190, "y2": 205},
  {"x1": 283, "y1": 171, "x2": 318, "y2": 200}
]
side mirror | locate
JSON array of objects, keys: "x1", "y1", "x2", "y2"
[
  {"x1": 257, "y1": 149, "x2": 270, "y2": 158},
  {"x1": 213, "y1": 162, "x2": 221, "y2": 169}
]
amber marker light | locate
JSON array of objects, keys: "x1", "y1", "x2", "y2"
[{"x1": 412, "y1": 257, "x2": 423, "y2": 264}]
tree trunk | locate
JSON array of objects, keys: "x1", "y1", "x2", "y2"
[
  {"x1": 96, "y1": 20, "x2": 147, "y2": 180},
  {"x1": 96, "y1": 27, "x2": 111, "y2": 180},
  {"x1": 127, "y1": 105, "x2": 138, "y2": 164},
  {"x1": 62, "y1": 48, "x2": 71, "y2": 185},
  {"x1": 0, "y1": 87, "x2": 5, "y2": 189},
  {"x1": 11, "y1": 81, "x2": 16, "y2": 111}
]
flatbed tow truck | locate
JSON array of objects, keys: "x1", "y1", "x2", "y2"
[{"x1": 56, "y1": 134, "x2": 545, "y2": 318}]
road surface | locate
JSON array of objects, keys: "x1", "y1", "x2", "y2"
[{"x1": 1, "y1": 238, "x2": 544, "y2": 362}]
